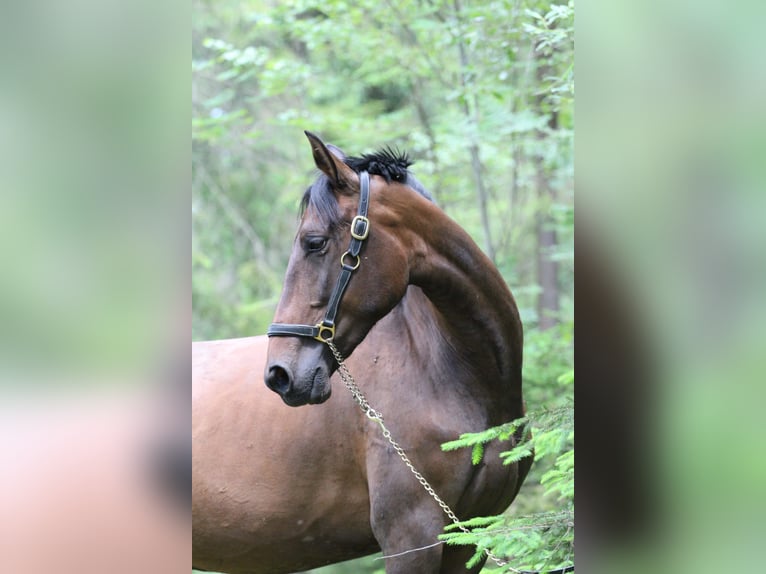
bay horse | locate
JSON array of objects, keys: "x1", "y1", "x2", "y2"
[{"x1": 192, "y1": 131, "x2": 531, "y2": 573}]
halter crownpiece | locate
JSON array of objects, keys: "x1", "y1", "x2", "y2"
[{"x1": 267, "y1": 171, "x2": 371, "y2": 344}]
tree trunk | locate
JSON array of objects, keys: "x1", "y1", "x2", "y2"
[
  {"x1": 535, "y1": 178, "x2": 559, "y2": 330},
  {"x1": 535, "y1": 66, "x2": 560, "y2": 330},
  {"x1": 453, "y1": 0, "x2": 496, "y2": 263}
]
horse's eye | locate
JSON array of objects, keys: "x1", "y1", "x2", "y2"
[{"x1": 305, "y1": 237, "x2": 328, "y2": 253}]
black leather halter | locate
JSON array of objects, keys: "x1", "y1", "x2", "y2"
[{"x1": 267, "y1": 171, "x2": 371, "y2": 344}]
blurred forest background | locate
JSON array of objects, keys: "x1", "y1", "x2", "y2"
[{"x1": 192, "y1": 0, "x2": 573, "y2": 572}]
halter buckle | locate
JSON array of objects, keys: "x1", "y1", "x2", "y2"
[
  {"x1": 314, "y1": 323, "x2": 335, "y2": 343},
  {"x1": 351, "y1": 215, "x2": 370, "y2": 240}
]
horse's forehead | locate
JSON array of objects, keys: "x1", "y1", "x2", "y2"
[
  {"x1": 298, "y1": 204, "x2": 329, "y2": 233},
  {"x1": 301, "y1": 190, "x2": 357, "y2": 233}
]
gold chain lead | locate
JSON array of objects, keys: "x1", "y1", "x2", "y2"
[{"x1": 326, "y1": 340, "x2": 517, "y2": 572}]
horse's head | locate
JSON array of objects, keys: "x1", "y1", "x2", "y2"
[{"x1": 265, "y1": 132, "x2": 416, "y2": 406}]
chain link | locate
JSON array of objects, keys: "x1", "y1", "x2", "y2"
[{"x1": 326, "y1": 340, "x2": 517, "y2": 572}]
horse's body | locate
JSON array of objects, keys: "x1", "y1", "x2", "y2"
[{"x1": 192, "y1": 133, "x2": 531, "y2": 573}]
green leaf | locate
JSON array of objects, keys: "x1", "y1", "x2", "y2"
[{"x1": 471, "y1": 442, "x2": 484, "y2": 465}]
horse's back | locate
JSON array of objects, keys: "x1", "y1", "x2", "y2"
[
  {"x1": 193, "y1": 335, "x2": 268, "y2": 390},
  {"x1": 192, "y1": 336, "x2": 376, "y2": 573}
]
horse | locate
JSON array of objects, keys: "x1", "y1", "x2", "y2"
[{"x1": 192, "y1": 131, "x2": 531, "y2": 573}]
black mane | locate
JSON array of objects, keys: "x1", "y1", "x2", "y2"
[
  {"x1": 300, "y1": 145, "x2": 432, "y2": 229},
  {"x1": 344, "y1": 147, "x2": 412, "y2": 184}
]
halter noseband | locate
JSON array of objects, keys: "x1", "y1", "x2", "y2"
[{"x1": 267, "y1": 171, "x2": 371, "y2": 344}]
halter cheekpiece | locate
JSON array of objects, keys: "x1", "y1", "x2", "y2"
[{"x1": 267, "y1": 171, "x2": 371, "y2": 344}]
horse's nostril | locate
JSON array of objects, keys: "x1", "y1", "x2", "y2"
[{"x1": 266, "y1": 365, "x2": 292, "y2": 394}]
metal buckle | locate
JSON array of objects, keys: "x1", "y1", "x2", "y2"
[
  {"x1": 314, "y1": 323, "x2": 335, "y2": 343},
  {"x1": 350, "y1": 215, "x2": 370, "y2": 240},
  {"x1": 340, "y1": 251, "x2": 361, "y2": 271}
]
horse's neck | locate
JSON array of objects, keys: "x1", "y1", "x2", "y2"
[{"x1": 404, "y1": 202, "x2": 524, "y2": 420}]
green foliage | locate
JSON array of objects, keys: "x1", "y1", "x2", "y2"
[
  {"x1": 440, "y1": 316, "x2": 574, "y2": 572},
  {"x1": 440, "y1": 383, "x2": 574, "y2": 572}
]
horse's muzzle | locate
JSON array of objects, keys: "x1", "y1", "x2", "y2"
[{"x1": 265, "y1": 362, "x2": 332, "y2": 406}]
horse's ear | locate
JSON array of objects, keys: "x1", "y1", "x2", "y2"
[
  {"x1": 326, "y1": 143, "x2": 346, "y2": 159},
  {"x1": 305, "y1": 130, "x2": 358, "y2": 194}
]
